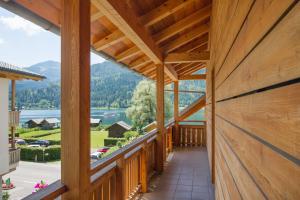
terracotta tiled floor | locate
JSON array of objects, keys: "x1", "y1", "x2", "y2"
[{"x1": 141, "y1": 147, "x2": 214, "y2": 200}]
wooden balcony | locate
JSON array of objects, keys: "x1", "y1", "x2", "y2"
[
  {"x1": 9, "y1": 110, "x2": 20, "y2": 127},
  {"x1": 9, "y1": 148, "x2": 20, "y2": 171},
  {"x1": 22, "y1": 123, "x2": 211, "y2": 200}
]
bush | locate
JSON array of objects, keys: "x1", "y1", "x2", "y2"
[
  {"x1": 23, "y1": 138, "x2": 61, "y2": 145},
  {"x1": 104, "y1": 138, "x2": 126, "y2": 146},
  {"x1": 20, "y1": 145, "x2": 61, "y2": 162},
  {"x1": 124, "y1": 131, "x2": 139, "y2": 141},
  {"x1": 2, "y1": 191, "x2": 10, "y2": 200}
]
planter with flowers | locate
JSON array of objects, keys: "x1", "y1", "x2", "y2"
[
  {"x1": 33, "y1": 180, "x2": 48, "y2": 193},
  {"x1": 2, "y1": 178, "x2": 15, "y2": 190}
]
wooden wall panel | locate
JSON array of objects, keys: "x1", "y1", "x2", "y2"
[
  {"x1": 216, "y1": 3, "x2": 300, "y2": 101},
  {"x1": 215, "y1": 0, "x2": 295, "y2": 89},
  {"x1": 209, "y1": 0, "x2": 300, "y2": 199},
  {"x1": 216, "y1": 83, "x2": 300, "y2": 160}
]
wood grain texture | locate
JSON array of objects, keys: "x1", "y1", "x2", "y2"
[
  {"x1": 215, "y1": 0, "x2": 296, "y2": 89},
  {"x1": 216, "y1": 116, "x2": 300, "y2": 199},
  {"x1": 216, "y1": 2, "x2": 300, "y2": 101},
  {"x1": 61, "y1": 0, "x2": 91, "y2": 199},
  {"x1": 216, "y1": 83, "x2": 300, "y2": 160}
]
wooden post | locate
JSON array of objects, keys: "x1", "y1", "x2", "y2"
[
  {"x1": 11, "y1": 80, "x2": 16, "y2": 149},
  {"x1": 211, "y1": 68, "x2": 215, "y2": 184},
  {"x1": 116, "y1": 157, "x2": 126, "y2": 200},
  {"x1": 156, "y1": 64, "x2": 164, "y2": 173},
  {"x1": 61, "y1": 0, "x2": 90, "y2": 199},
  {"x1": 140, "y1": 143, "x2": 148, "y2": 193},
  {"x1": 174, "y1": 81, "x2": 179, "y2": 146}
]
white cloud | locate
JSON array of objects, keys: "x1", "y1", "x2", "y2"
[
  {"x1": 0, "y1": 38, "x2": 4, "y2": 44},
  {"x1": 0, "y1": 15, "x2": 44, "y2": 36}
]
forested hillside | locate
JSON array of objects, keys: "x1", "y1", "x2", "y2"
[
  {"x1": 16, "y1": 61, "x2": 142, "y2": 109},
  {"x1": 15, "y1": 61, "x2": 205, "y2": 109}
]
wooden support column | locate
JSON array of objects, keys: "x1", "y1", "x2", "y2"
[
  {"x1": 11, "y1": 80, "x2": 16, "y2": 149},
  {"x1": 174, "y1": 81, "x2": 179, "y2": 146},
  {"x1": 140, "y1": 143, "x2": 148, "y2": 193},
  {"x1": 61, "y1": 0, "x2": 90, "y2": 199},
  {"x1": 116, "y1": 157, "x2": 126, "y2": 200},
  {"x1": 156, "y1": 64, "x2": 165, "y2": 173},
  {"x1": 211, "y1": 68, "x2": 215, "y2": 184}
]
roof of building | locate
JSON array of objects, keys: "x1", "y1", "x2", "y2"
[
  {"x1": 26, "y1": 118, "x2": 60, "y2": 124},
  {"x1": 90, "y1": 118, "x2": 101, "y2": 124},
  {"x1": 107, "y1": 121, "x2": 132, "y2": 130},
  {"x1": 42, "y1": 118, "x2": 60, "y2": 124},
  {"x1": 0, "y1": 61, "x2": 46, "y2": 81}
]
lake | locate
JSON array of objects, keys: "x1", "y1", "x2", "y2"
[
  {"x1": 19, "y1": 108, "x2": 205, "y2": 126},
  {"x1": 19, "y1": 108, "x2": 131, "y2": 125}
]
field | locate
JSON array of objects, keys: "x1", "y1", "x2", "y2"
[{"x1": 19, "y1": 128, "x2": 109, "y2": 149}]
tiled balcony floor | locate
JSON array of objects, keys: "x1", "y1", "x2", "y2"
[{"x1": 141, "y1": 147, "x2": 214, "y2": 200}]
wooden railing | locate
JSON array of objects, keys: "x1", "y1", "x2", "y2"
[
  {"x1": 9, "y1": 148, "x2": 20, "y2": 169},
  {"x1": 22, "y1": 122, "x2": 176, "y2": 200},
  {"x1": 177, "y1": 124, "x2": 206, "y2": 147},
  {"x1": 89, "y1": 129, "x2": 158, "y2": 199},
  {"x1": 22, "y1": 180, "x2": 67, "y2": 200},
  {"x1": 9, "y1": 110, "x2": 20, "y2": 127}
]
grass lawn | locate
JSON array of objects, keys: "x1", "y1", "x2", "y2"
[
  {"x1": 19, "y1": 129, "x2": 61, "y2": 138},
  {"x1": 35, "y1": 130, "x2": 109, "y2": 149}
]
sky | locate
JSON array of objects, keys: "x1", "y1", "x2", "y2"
[{"x1": 0, "y1": 7, "x2": 105, "y2": 67}]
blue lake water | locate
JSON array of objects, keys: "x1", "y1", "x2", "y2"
[
  {"x1": 19, "y1": 108, "x2": 131, "y2": 125},
  {"x1": 19, "y1": 108, "x2": 205, "y2": 126}
]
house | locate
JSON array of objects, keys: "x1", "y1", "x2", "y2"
[
  {"x1": 90, "y1": 118, "x2": 101, "y2": 127},
  {"x1": 0, "y1": 61, "x2": 44, "y2": 197},
  {"x1": 40, "y1": 118, "x2": 60, "y2": 129},
  {"x1": 1, "y1": 1, "x2": 299, "y2": 199},
  {"x1": 25, "y1": 119, "x2": 44, "y2": 128},
  {"x1": 106, "y1": 121, "x2": 132, "y2": 138},
  {"x1": 25, "y1": 118, "x2": 60, "y2": 129}
]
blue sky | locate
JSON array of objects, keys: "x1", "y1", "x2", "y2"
[{"x1": 0, "y1": 7, "x2": 105, "y2": 67}]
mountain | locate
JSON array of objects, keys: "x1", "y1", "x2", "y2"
[
  {"x1": 15, "y1": 60, "x2": 143, "y2": 109},
  {"x1": 15, "y1": 60, "x2": 206, "y2": 109},
  {"x1": 26, "y1": 60, "x2": 60, "y2": 81},
  {"x1": 16, "y1": 61, "x2": 60, "y2": 91}
]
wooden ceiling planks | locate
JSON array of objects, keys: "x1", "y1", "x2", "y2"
[{"x1": 13, "y1": 0, "x2": 211, "y2": 82}]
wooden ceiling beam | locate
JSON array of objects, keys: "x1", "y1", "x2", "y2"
[
  {"x1": 179, "y1": 63, "x2": 206, "y2": 75},
  {"x1": 91, "y1": 11, "x2": 104, "y2": 22},
  {"x1": 140, "y1": 64, "x2": 156, "y2": 74},
  {"x1": 163, "y1": 24, "x2": 209, "y2": 53},
  {"x1": 179, "y1": 74, "x2": 206, "y2": 80},
  {"x1": 174, "y1": 34, "x2": 209, "y2": 53},
  {"x1": 93, "y1": 30, "x2": 125, "y2": 51},
  {"x1": 175, "y1": 63, "x2": 195, "y2": 72},
  {"x1": 115, "y1": 46, "x2": 141, "y2": 62},
  {"x1": 130, "y1": 56, "x2": 152, "y2": 69},
  {"x1": 164, "y1": 64, "x2": 178, "y2": 81},
  {"x1": 176, "y1": 63, "x2": 202, "y2": 74},
  {"x1": 140, "y1": 0, "x2": 195, "y2": 27},
  {"x1": 165, "y1": 51, "x2": 210, "y2": 64},
  {"x1": 153, "y1": 5, "x2": 211, "y2": 44},
  {"x1": 92, "y1": 0, "x2": 163, "y2": 64}
]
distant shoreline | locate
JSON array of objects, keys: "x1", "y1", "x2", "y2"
[{"x1": 19, "y1": 107, "x2": 128, "y2": 111}]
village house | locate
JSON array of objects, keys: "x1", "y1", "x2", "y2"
[
  {"x1": 25, "y1": 118, "x2": 60, "y2": 129},
  {"x1": 0, "y1": 61, "x2": 44, "y2": 197},
  {"x1": 106, "y1": 121, "x2": 132, "y2": 138},
  {"x1": 90, "y1": 118, "x2": 101, "y2": 127}
]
